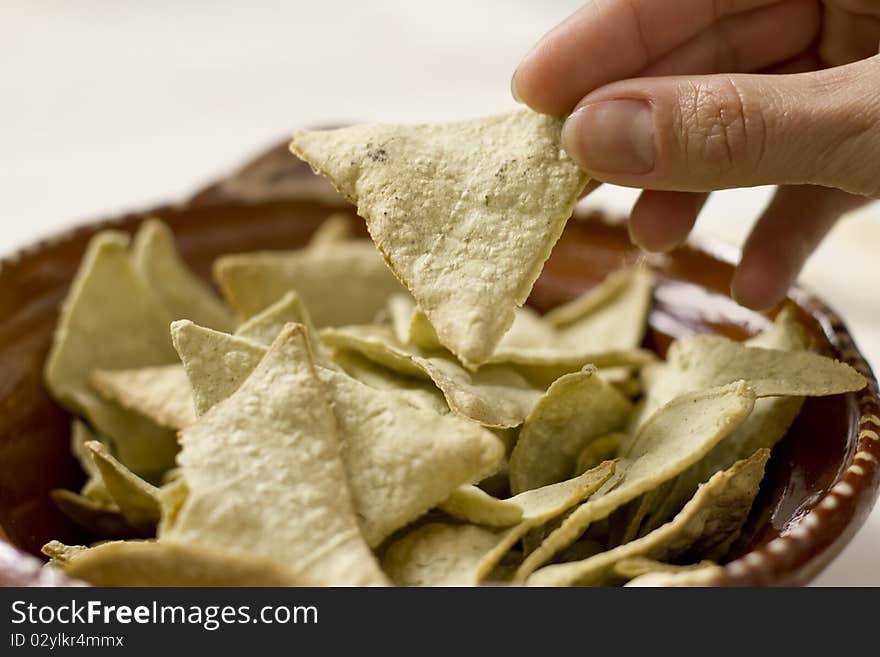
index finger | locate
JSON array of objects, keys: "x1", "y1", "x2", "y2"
[{"x1": 513, "y1": 0, "x2": 778, "y2": 115}]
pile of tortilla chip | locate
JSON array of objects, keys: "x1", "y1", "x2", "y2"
[{"x1": 42, "y1": 109, "x2": 867, "y2": 587}]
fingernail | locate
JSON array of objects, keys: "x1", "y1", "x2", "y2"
[
  {"x1": 562, "y1": 100, "x2": 655, "y2": 175},
  {"x1": 510, "y1": 70, "x2": 522, "y2": 104}
]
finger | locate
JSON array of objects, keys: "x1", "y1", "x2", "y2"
[
  {"x1": 642, "y1": 0, "x2": 819, "y2": 76},
  {"x1": 512, "y1": 0, "x2": 779, "y2": 114},
  {"x1": 820, "y1": 5, "x2": 880, "y2": 66},
  {"x1": 731, "y1": 185, "x2": 869, "y2": 309},
  {"x1": 628, "y1": 190, "x2": 709, "y2": 252},
  {"x1": 760, "y1": 51, "x2": 822, "y2": 74},
  {"x1": 561, "y1": 55, "x2": 880, "y2": 196}
]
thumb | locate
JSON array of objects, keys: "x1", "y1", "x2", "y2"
[{"x1": 561, "y1": 55, "x2": 880, "y2": 198}]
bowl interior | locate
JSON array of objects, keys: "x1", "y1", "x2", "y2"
[{"x1": 0, "y1": 198, "x2": 868, "y2": 584}]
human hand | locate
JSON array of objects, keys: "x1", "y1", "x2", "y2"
[{"x1": 512, "y1": 1, "x2": 880, "y2": 309}]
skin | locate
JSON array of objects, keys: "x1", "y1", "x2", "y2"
[{"x1": 512, "y1": 0, "x2": 880, "y2": 309}]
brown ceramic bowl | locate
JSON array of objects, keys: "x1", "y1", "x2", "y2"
[{"x1": 0, "y1": 144, "x2": 877, "y2": 587}]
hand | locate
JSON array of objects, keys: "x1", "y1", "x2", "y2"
[{"x1": 512, "y1": 1, "x2": 880, "y2": 309}]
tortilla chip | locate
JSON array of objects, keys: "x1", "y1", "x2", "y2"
[
  {"x1": 164, "y1": 325, "x2": 387, "y2": 586},
  {"x1": 321, "y1": 325, "x2": 544, "y2": 427},
  {"x1": 623, "y1": 562, "x2": 723, "y2": 587},
  {"x1": 330, "y1": 350, "x2": 449, "y2": 414},
  {"x1": 526, "y1": 450, "x2": 767, "y2": 586},
  {"x1": 156, "y1": 477, "x2": 188, "y2": 537},
  {"x1": 90, "y1": 364, "x2": 196, "y2": 430},
  {"x1": 544, "y1": 266, "x2": 653, "y2": 351},
  {"x1": 171, "y1": 320, "x2": 266, "y2": 415},
  {"x1": 291, "y1": 109, "x2": 588, "y2": 367},
  {"x1": 50, "y1": 489, "x2": 141, "y2": 539},
  {"x1": 44, "y1": 232, "x2": 179, "y2": 478},
  {"x1": 613, "y1": 556, "x2": 718, "y2": 580},
  {"x1": 318, "y1": 368, "x2": 505, "y2": 546},
  {"x1": 633, "y1": 328, "x2": 866, "y2": 435},
  {"x1": 85, "y1": 441, "x2": 161, "y2": 532},
  {"x1": 574, "y1": 432, "x2": 624, "y2": 476},
  {"x1": 509, "y1": 366, "x2": 632, "y2": 493},
  {"x1": 214, "y1": 241, "x2": 405, "y2": 326},
  {"x1": 132, "y1": 219, "x2": 235, "y2": 331},
  {"x1": 515, "y1": 382, "x2": 756, "y2": 580},
  {"x1": 235, "y1": 290, "x2": 315, "y2": 346},
  {"x1": 438, "y1": 485, "x2": 523, "y2": 528},
  {"x1": 69, "y1": 421, "x2": 114, "y2": 503},
  {"x1": 63, "y1": 540, "x2": 309, "y2": 587},
  {"x1": 309, "y1": 212, "x2": 355, "y2": 248},
  {"x1": 382, "y1": 462, "x2": 614, "y2": 586},
  {"x1": 41, "y1": 540, "x2": 88, "y2": 567}
]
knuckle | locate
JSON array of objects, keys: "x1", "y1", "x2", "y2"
[{"x1": 674, "y1": 76, "x2": 767, "y2": 185}]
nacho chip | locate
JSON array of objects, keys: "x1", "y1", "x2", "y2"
[
  {"x1": 321, "y1": 325, "x2": 543, "y2": 427},
  {"x1": 50, "y1": 489, "x2": 140, "y2": 539},
  {"x1": 156, "y1": 477, "x2": 188, "y2": 537},
  {"x1": 235, "y1": 290, "x2": 317, "y2": 347},
  {"x1": 330, "y1": 350, "x2": 449, "y2": 414},
  {"x1": 623, "y1": 562, "x2": 723, "y2": 587},
  {"x1": 164, "y1": 325, "x2": 387, "y2": 586},
  {"x1": 544, "y1": 266, "x2": 653, "y2": 351},
  {"x1": 308, "y1": 212, "x2": 355, "y2": 248},
  {"x1": 509, "y1": 366, "x2": 632, "y2": 493},
  {"x1": 171, "y1": 320, "x2": 265, "y2": 415},
  {"x1": 526, "y1": 450, "x2": 767, "y2": 586},
  {"x1": 438, "y1": 485, "x2": 523, "y2": 528},
  {"x1": 90, "y1": 364, "x2": 196, "y2": 430},
  {"x1": 632, "y1": 329, "x2": 866, "y2": 435},
  {"x1": 44, "y1": 232, "x2": 179, "y2": 478},
  {"x1": 291, "y1": 109, "x2": 588, "y2": 367},
  {"x1": 613, "y1": 556, "x2": 718, "y2": 580},
  {"x1": 515, "y1": 382, "x2": 756, "y2": 580},
  {"x1": 85, "y1": 441, "x2": 161, "y2": 533},
  {"x1": 574, "y1": 432, "x2": 624, "y2": 476},
  {"x1": 132, "y1": 219, "x2": 235, "y2": 331},
  {"x1": 69, "y1": 421, "x2": 114, "y2": 503},
  {"x1": 382, "y1": 462, "x2": 615, "y2": 586},
  {"x1": 318, "y1": 368, "x2": 505, "y2": 546},
  {"x1": 41, "y1": 540, "x2": 87, "y2": 567},
  {"x1": 214, "y1": 241, "x2": 405, "y2": 326},
  {"x1": 63, "y1": 540, "x2": 309, "y2": 587}
]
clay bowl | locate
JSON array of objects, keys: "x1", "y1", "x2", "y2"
[{"x1": 0, "y1": 145, "x2": 877, "y2": 586}]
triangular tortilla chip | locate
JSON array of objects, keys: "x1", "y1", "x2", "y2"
[
  {"x1": 50, "y1": 489, "x2": 141, "y2": 539},
  {"x1": 574, "y1": 432, "x2": 624, "y2": 476},
  {"x1": 90, "y1": 364, "x2": 196, "y2": 430},
  {"x1": 514, "y1": 382, "x2": 756, "y2": 580},
  {"x1": 308, "y1": 212, "x2": 355, "y2": 248},
  {"x1": 290, "y1": 109, "x2": 588, "y2": 367},
  {"x1": 382, "y1": 461, "x2": 615, "y2": 586},
  {"x1": 318, "y1": 368, "x2": 504, "y2": 546},
  {"x1": 235, "y1": 290, "x2": 317, "y2": 346},
  {"x1": 85, "y1": 441, "x2": 161, "y2": 533},
  {"x1": 614, "y1": 556, "x2": 718, "y2": 580},
  {"x1": 44, "y1": 231, "x2": 179, "y2": 478},
  {"x1": 62, "y1": 540, "x2": 310, "y2": 587},
  {"x1": 525, "y1": 450, "x2": 767, "y2": 586},
  {"x1": 41, "y1": 540, "x2": 88, "y2": 567},
  {"x1": 156, "y1": 477, "x2": 189, "y2": 537},
  {"x1": 214, "y1": 241, "x2": 406, "y2": 326},
  {"x1": 171, "y1": 320, "x2": 266, "y2": 415},
  {"x1": 132, "y1": 219, "x2": 235, "y2": 331},
  {"x1": 438, "y1": 485, "x2": 523, "y2": 528},
  {"x1": 623, "y1": 562, "x2": 723, "y2": 587},
  {"x1": 508, "y1": 366, "x2": 632, "y2": 493},
  {"x1": 321, "y1": 325, "x2": 544, "y2": 427},
  {"x1": 164, "y1": 325, "x2": 387, "y2": 586},
  {"x1": 544, "y1": 266, "x2": 653, "y2": 351}
]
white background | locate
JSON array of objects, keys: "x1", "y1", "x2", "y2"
[{"x1": 2, "y1": 0, "x2": 878, "y2": 585}]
